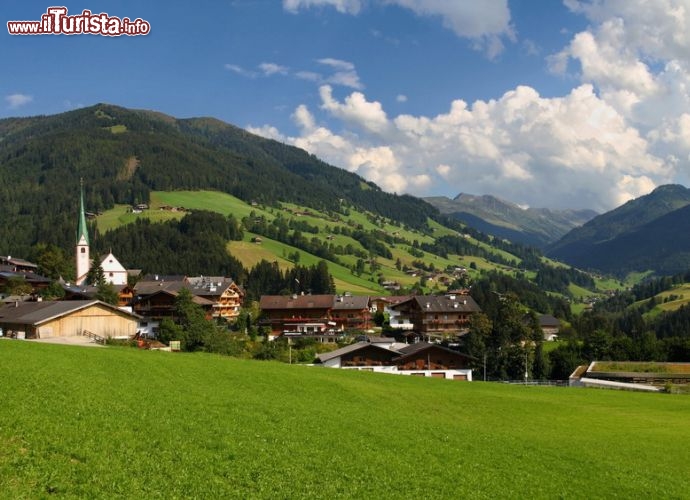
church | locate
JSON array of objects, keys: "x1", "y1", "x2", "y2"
[{"x1": 75, "y1": 185, "x2": 130, "y2": 287}]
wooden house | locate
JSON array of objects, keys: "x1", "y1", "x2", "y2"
[
  {"x1": 0, "y1": 299, "x2": 139, "y2": 340},
  {"x1": 390, "y1": 293, "x2": 481, "y2": 336},
  {"x1": 259, "y1": 294, "x2": 372, "y2": 339},
  {"x1": 185, "y1": 276, "x2": 244, "y2": 321},
  {"x1": 315, "y1": 341, "x2": 473, "y2": 380}
]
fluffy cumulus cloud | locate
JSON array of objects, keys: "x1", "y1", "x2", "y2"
[
  {"x1": 553, "y1": 0, "x2": 690, "y2": 178},
  {"x1": 249, "y1": 0, "x2": 690, "y2": 210},
  {"x1": 5, "y1": 93, "x2": 32, "y2": 109},
  {"x1": 284, "y1": 0, "x2": 513, "y2": 58},
  {"x1": 249, "y1": 82, "x2": 669, "y2": 210}
]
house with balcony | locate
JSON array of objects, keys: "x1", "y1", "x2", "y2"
[
  {"x1": 390, "y1": 293, "x2": 481, "y2": 339},
  {"x1": 259, "y1": 294, "x2": 372, "y2": 341}
]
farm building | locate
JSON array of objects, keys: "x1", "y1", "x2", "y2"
[
  {"x1": 315, "y1": 340, "x2": 474, "y2": 380},
  {"x1": 0, "y1": 300, "x2": 139, "y2": 340}
]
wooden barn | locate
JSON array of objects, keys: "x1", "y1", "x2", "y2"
[{"x1": 0, "y1": 300, "x2": 140, "y2": 340}]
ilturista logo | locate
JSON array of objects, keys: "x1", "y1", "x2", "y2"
[{"x1": 8, "y1": 7, "x2": 150, "y2": 36}]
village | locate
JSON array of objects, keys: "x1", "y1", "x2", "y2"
[{"x1": 0, "y1": 189, "x2": 490, "y2": 379}]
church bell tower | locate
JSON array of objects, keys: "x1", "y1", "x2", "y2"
[{"x1": 75, "y1": 180, "x2": 90, "y2": 286}]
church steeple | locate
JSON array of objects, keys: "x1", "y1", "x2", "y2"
[
  {"x1": 77, "y1": 179, "x2": 89, "y2": 246},
  {"x1": 75, "y1": 179, "x2": 90, "y2": 285}
]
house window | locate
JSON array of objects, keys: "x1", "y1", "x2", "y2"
[
  {"x1": 109, "y1": 272, "x2": 114, "y2": 277},
  {"x1": 80, "y1": 248, "x2": 85, "y2": 254}
]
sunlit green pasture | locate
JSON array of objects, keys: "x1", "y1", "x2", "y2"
[
  {"x1": 2, "y1": 341, "x2": 689, "y2": 499},
  {"x1": 227, "y1": 233, "x2": 384, "y2": 295}
]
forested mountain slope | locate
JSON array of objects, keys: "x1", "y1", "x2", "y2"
[
  {"x1": 547, "y1": 184, "x2": 690, "y2": 275},
  {"x1": 0, "y1": 104, "x2": 435, "y2": 256}
]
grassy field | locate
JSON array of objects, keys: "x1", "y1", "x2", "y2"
[
  {"x1": 228, "y1": 233, "x2": 385, "y2": 295},
  {"x1": 2, "y1": 341, "x2": 690, "y2": 498}
]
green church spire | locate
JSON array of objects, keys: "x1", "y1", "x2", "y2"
[{"x1": 77, "y1": 179, "x2": 89, "y2": 246}]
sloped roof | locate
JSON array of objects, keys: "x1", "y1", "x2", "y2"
[
  {"x1": 395, "y1": 341, "x2": 474, "y2": 361},
  {"x1": 332, "y1": 295, "x2": 369, "y2": 310},
  {"x1": 260, "y1": 294, "x2": 335, "y2": 310},
  {"x1": 0, "y1": 256, "x2": 38, "y2": 269},
  {"x1": 0, "y1": 271, "x2": 51, "y2": 284},
  {"x1": 136, "y1": 287, "x2": 215, "y2": 306},
  {"x1": 538, "y1": 314, "x2": 560, "y2": 327},
  {"x1": 392, "y1": 295, "x2": 481, "y2": 313},
  {"x1": 62, "y1": 283, "x2": 128, "y2": 298},
  {"x1": 315, "y1": 341, "x2": 401, "y2": 364},
  {"x1": 0, "y1": 300, "x2": 140, "y2": 326},
  {"x1": 134, "y1": 279, "x2": 187, "y2": 296},
  {"x1": 185, "y1": 276, "x2": 235, "y2": 296}
]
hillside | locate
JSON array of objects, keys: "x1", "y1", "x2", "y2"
[
  {"x1": 2, "y1": 341, "x2": 690, "y2": 498},
  {"x1": 548, "y1": 184, "x2": 690, "y2": 275},
  {"x1": 0, "y1": 104, "x2": 613, "y2": 307},
  {"x1": 0, "y1": 104, "x2": 435, "y2": 256},
  {"x1": 426, "y1": 193, "x2": 596, "y2": 247}
]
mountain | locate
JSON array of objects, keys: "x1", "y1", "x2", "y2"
[
  {"x1": 425, "y1": 193, "x2": 597, "y2": 247},
  {"x1": 547, "y1": 184, "x2": 690, "y2": 275},
  {"x1": 0, "y1": 103, "x2": 436, "y2": 256}
]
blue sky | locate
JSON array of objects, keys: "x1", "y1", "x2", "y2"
[{"x1": 3, "y1": 1, "x2": 690, "y2": 211}]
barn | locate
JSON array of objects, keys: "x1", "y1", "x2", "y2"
[{"x1": 0, "y1": 300, "x2": 139, "y2": 340}]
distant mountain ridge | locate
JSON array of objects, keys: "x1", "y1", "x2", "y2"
[
  {"x1": 547, "y1": 184, "x2": 690, "y2": 276},
  {"x1": 425, "y1": 193, "x2": 597, "y2": 247}
]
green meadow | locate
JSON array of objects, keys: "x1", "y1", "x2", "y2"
[{"x1": 2, "y1": 341, "x2": 689, "y2": 499}]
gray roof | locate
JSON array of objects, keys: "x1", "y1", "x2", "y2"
[
  {"x1": 134, "y1": 279, "x2": 187, "y2": 296},
  {"x1": 0, "y1": 256, "x2": 38, "y2": 269},
  {"x1": 332, "y1": 295, "x2": 369, "y2": 310},
  {"x1": 185, "y1": 276, "x2": 235, "y2": 296},
  {"x1": 392, "y1": 294, "x2": 481, "y2": 313},
  {"x1": 395, "y1": 341, "x2": 475, "y2": 360},
  {"x1": 316, "y1": 341, "x2": 401, "y2": 363},
  {"x1": 538, "y1": 314, "x2": 560, "y2": 327},
  {"x1": 0, "y1": 300, "x2": 140, "y2": 326}
]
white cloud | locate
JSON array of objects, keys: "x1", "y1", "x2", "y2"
[
  {"x1": 259, "y1": 62, "x2": 289, "y2": 76},
  {"x1": 224, "y1": 64, "x2": 257, "y2": 78},
  {"x1": 317, "y1": 58, "x2": 363, "y2": 89},
  {"x1": 549, "y1": 0, "x2": 690, "y2": 194},
  {"x1": 283, "y1": 0, "x2": 362, "y2": 14},
  {"x1": 248, "y1": 0, "x2": 690, "y2": 211},
  {"x1": 396, "y1": 94, "x2": 408, "y2": 103},
  {"x1": 319, "y1": 85, "x2": 388, "y2": 134},
  {"x1": 292, "y1": 104, "x2": 316, "y2": 131},
  {"x1": 295, "y1": 70, "x2": 322, "y2": 82},
  {"x1": 249, "y1": 81, "x2": 671, "y2": 211},
  {"x1": 5, "y1": 93, "x2": 32, "y2": 109},
  {"x1": 246, "y1": 125, "x2": 287, "y2": 142},
  {"x1": 284, "y1": 0, "x2": 514, "y2": 58}
]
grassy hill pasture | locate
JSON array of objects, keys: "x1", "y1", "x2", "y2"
[
  {"x1": 637, "y1": 283, "x2": 690, "y2": 319},
  {"x1": 228, "y1": 233, "x2": 385, "y2": 295},
  {"x1": 2, "y1": 341, "x2": 689, "y2": 498},
  {"x1": 94, "y1": 190, "x2": 611, "y2": 305},
  {"x1": 96, "y1": 203, "x2": 183, "y2": 233}
]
